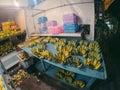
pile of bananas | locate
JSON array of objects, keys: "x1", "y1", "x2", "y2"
[
  {"x1": 42, "y1": 36, "x2": 52, "y2": 43},
  {"x1": 18, "y1": 52, "x2": 28, "y2": 60},
  {"x1": 67, "y1": 40, "x2": 77, "y2": 47},
  {"x1": 32, "y1": 47, "x2": 53, "y2": 60},
  {"x1": 68, "y1": 57, "x2": 83, "y2": 68},
  {"x1": 0, "y1": 75, "x2": 6, "y2": 90},
  {"x1": 26, "y1": 38, "x2": 41, "y2": 47},
  {"x1": 76, "y1": 40, "x2": 89, "y2": 57},
  {"x1": 49, "y1": 37, "x2": 59, "y2": 44},
  {"x1": 0, "y1": 41, "x2": 16, "y2": 56},
  {"x1": 55, "y1": 69, "x2": 75, "y2": 84},
  {"x1": 84, "y1": 42, "x2": 102, "y2": 70},
  {"x1": 73, "y1": 80, "x2": 86, "y2": 88},
  {"x1": 53, "y1": 45, "x2": 73, "y2": 64},
  {"x1": 12, "y1": 69, "x2": 30, "y2": 86},
  {"x1": 38, "y1": 50, "x2": 53, "y2": 60},
  {"x1": 54, "y1": 38, "x2": 67, "y2": 51},
  {"x1": 88, "y1": 42, "x2": 100, "y2": 53},
  {"x1": 32, "y1": 43, "x2": 46, "y2": 55}
]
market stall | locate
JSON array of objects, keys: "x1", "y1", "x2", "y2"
[{"x1": 0, "y1": 0, "x2": 107, "y2": 90}]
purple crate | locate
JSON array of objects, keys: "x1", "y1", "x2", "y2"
[
  {"x1": 63, "y1": 13, "x2": 77, "y2": 20},
  {"x1": 63, "y1": 18, "x2": 77, "y2": 23}
]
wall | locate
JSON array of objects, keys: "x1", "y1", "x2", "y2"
[
  {"x1": 25, "y1": 0, "x2": 95, "y2": 40},
  {"x1": 15, "y1": 9, "x2": 26, "y2": 31}
]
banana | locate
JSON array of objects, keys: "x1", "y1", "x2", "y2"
[{"x1": 73, "y1": 80, "x2": 85, "y2": 88}]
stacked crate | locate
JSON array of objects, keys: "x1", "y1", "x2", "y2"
[
  {"x1": 47, "y1": 20, "x2": 64, "y2": 35},
  {"x1": 38, "y1": 16, "x2": 48, "y2": 34},
  {"x1": 63, "y1": 13, "x2": 78, "y2": 33}
]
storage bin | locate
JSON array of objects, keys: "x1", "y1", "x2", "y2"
[
  {"x1": 48, "y1": 26, "x2": 64, "y2": 34},
  {"x1": 63, "y1": 18, "x2": 77, "y2": 23},
  {"x1": 63, "y1": 23, "x2": 78, "y2": 33},
  {"x1": 63, "y1": 13, "x2": 77, "y2": 20},
  {"x1": 38, "y1": 16, "x2": 48, "y2": 24}
]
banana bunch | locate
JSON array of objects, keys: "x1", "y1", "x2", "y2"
[
  {"x1": 18, "y1": 52, "x2": 28, "y2": 60},
  {"x1": 54, "y1": 51, "x2": 68, "y2": 64},
  {"x1": 38, "y1": 50, "x2": 53, "y2": 60},
  {"x1": 88, "y1": 51, "x2": 101, "y2": 60},
  {"x1": 26, "y1": 41, "x2": 37, "y2": 47},
  {"x1": 34, "y1": 38, "x2": 41, "y2": 44},
  {"x1": 84, "y1": 57, "x2": 101, "y2": 70},
  {"x1": 0, "y1": 75, "x2": 6, "y2": 90},
  {"x1": 68, "y1": 57, "x2": 83, "y2": 68},
  {"x1": 32, "y1": 47, "x2": 41, "y2": 55},
  {"x1": 12, "y1": 69, "x2": 30, "y2": 86},
  {"x1": 42, "y1": 36, "x2": 52, "y2": 43},
  {"x1": 67, "y1": 40, "x2": 77, "y2": 47},
  {"x1": 49, "y1": 37, "x2": 59, "y2": 44},
  {"x1": 55, "y1": 69, "x2": 75, "y2": 84},
  {"x1": 77, "y1": 45, "x2": 88, "y2": 57},
  {"x1": 32, "y1": 43, "x2": 46, "y2": 55},
  {"x1": 89, "y1": 42, "x2": 100, "y2": 53},
  {"x1": 54, "y1": 45, "x2": 73, "y2": 64},
  {"x1": 54, "y1": 38, "x2": 66, "y2": 51},
  {"x1": 37, "y1": 43, "x2": 46, "y2": 50},
  {"x1": 73, "y1": 80, "x2": 86, "y2": 88},
  {"x1": 80, "y1": 40, "x2": 88, "y2": 46}
]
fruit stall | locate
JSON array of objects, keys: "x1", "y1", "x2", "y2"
[{"x1": 0, "y1": 0, "x2": 107, "y2": 90}]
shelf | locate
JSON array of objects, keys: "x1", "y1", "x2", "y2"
[
  {"x1": 45, "y1": 65, "x2": 96, "y2": 88},
  {"x1": 21, "y1": 46, "x2": 107, "y2": 79},
  {"x1": 30, "y1": 32, "x2": 81, "y2": 37},
  {"x1": 0, "y1": 31, "x2": 25, "y2": 42}
]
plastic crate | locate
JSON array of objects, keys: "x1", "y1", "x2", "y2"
[
  {"x1": 48, "y1": 26, "x2": 64, "y2": 35},
  {"x1": 63, "y1": 23, "x2": 78, "y2": 33},
  {"x1": 63, "y1": 13, "x2": 77, "y2": 20}
]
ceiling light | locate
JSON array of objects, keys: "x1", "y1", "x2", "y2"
[{"x1": 14, "y1": 0, "x2": 19, "y2": 7}]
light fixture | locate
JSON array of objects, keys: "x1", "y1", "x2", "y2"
[{"x1": 14, "y1": 0, "x2": 19, "y2": 7}]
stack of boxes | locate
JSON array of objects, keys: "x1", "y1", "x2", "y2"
[
  {"x1": 38, "y1": 16, "x2": 48, "y2": 34},
  {"x1": 63, "y1": 13, "x2": 78, "y2": 33}
]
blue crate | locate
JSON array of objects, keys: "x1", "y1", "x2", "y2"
[
  {"x1": 39, "y1": 27, "x2": 48, "y2": 34},
  {"x1": 64, "y1": 28, "x2": 78, "y2": 33},
  {"x1": 64, "y1": 23, "x2": 78, "y2": 26},
  {"x1": 63, "y1": 23, "x2": 78, "y2": 33},
  {"x1": 38, "y1": 17, "x2": 48, "y2": 24}
]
